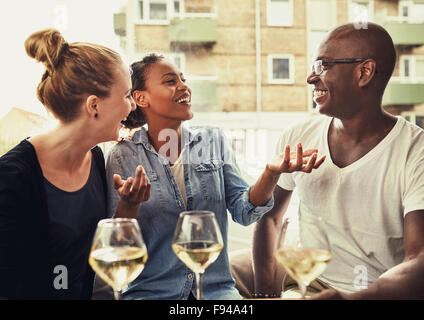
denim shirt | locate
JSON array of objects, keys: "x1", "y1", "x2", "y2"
[{"x1": 105, "y1": 125, "x2": 274, "y2": 300}]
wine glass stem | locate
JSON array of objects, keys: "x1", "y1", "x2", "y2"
[
  {"x1": 195, "y1": 272, "x2": 204, "y2": 300},
  {"x1": 113, "y1": 290, "x2": 122, "y2": 300},
  {"x1": 299, "y1": 283, "x2": 307, "y2": 299}
]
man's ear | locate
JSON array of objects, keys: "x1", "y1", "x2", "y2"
[
  {"x1": 358, "y1": 59, "x2": 377, "y2": 88},
  {"x1": 85, "y1": 95, "x2": 99, "y2": 119},
  {"x1": 133, "y1": 90, "x2": 149, "y2": 109}
]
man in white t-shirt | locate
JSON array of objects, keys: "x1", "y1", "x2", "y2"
[{"x1": 252, "y1": 22, "x2": 424, "y2": 299}]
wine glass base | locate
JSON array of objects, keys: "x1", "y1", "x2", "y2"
[{"x1": 113, "y1": 290, "x2": 123, "y2": 300}]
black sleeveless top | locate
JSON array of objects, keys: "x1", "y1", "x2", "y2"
[{"x1": 44, "y1": 152, "x2": 106, "y2": 299}]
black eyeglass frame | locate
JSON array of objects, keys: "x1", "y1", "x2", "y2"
[{"x1": 311, "y1": 58, "x2": 367, "y2": 75}]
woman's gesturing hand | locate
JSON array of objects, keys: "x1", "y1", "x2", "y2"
[{"x1": 114, "y1": 165, "x2": 151, "y2": 211}]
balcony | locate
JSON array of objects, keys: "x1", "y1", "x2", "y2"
[
  {"x1": 383, "y1": 21, "x2": 424, "y2": 46},
  {"x1": 169, "y1": 17, "x2": 217, "y2": 48},
  {"x1": 382, "y1": 82, "x2": 424, "y2": 105},
  {"x1": 186, "y1": 78, "x2": 217, "y2": 111}
]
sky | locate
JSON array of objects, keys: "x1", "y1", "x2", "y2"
[{"x1": 0, "y1": 0, "x2": 126, "y2": 119}]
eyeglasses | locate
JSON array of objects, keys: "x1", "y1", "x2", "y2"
[{"x1": 311, "y1": 58, "x2": 366, "y2": 76}]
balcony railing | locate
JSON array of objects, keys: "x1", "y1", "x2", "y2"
[
  {"x1": 383, "y1": 81, "x2": 424, "y2": 105},
  {"x1": 382, "y1": 20, "x2": 424, "y2": 46},
  {"x1": 169, "y1": 17, "x2": 217, "y2": 45}
]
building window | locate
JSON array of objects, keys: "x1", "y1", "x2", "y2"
[
  {"x1": 417, "y1": 116, "x2": 424, "y2": 128},
  {"x1": 400, "y1": 55, "x2": 424, "y2": 82},
  {"x1": 150, "y1": 0, "x2": 167, "y2": 20},
  {"x1": 401, "y1": 112, "x2": 424, "y2": 129},
  {"x1": 399, "y1": 1, "x2": 424, "y2": 23},
  {"x1": 174, "y1": 0, "x2": 181, "y2": 15},
  {"x1": 349, "y1": 0, "x2": 373, "y2": 24},
  {"x1": 268, "y1": 54, "x2": 295, "y2": 84},
  {"x1": 138, "y1": 0, "x2": 184, "y2": 23},
  {"x1": 402, "y1": 4, "x2": 408, "y2": 17},
  {"x1": 404, "y1": 59, "x2": 410, "y2": 77},
  {"x1": 267, "y1": 0, "x2": 294, "y2": 26}
]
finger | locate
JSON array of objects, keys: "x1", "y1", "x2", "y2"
[
  {"x1": 313, "y1": 155, "x2": 326, "y2": 169},
  {"x1": 284, "y1": 145, "x2": 291, "y2": 164},
  {"x1": 302, "y1": 152, "x2": 317, "y2": 173},
  {"x1": 137, "y1": 171, "x2": 149, "y2": 200},
  {"x1": 295, "y1": 143, "x2": 303, "y2": 169},
  {"x1": 122, "y1": 177, "x2": 133, "y2": 196},
  {"x1": 302, "y1": 149, "x2": 319, "y2": 157},
  {"x1": 113, "y1": 174, "x2": 123, "y2": 190},
  {"x1": 280, "y1": 145, "x2": 291, "y2": 171},
  {"x1": 139, "y1": 179, "x2": 151, "y2": 202},
  {"x1": 131, "y1": 166, "x2": 143, "y2": 193},
  {"x1": 140, "y1": 176, "x2": 151, "y2": 201}
]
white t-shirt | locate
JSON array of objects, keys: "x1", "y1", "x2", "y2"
[
  {"x1": 170, "y1": 153, "x2": 187, "y2": 207},
  {"x1": 276, "y1": 115, "x2": 424, "y2": 293}
]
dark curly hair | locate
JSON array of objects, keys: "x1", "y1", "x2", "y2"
[{"x1": 121, "y1": 53, "x2": 165, "y2": 129}]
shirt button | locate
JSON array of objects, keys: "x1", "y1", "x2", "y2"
[
  {"x1": 188, "y1": 274, "x2": 193, "y2": 280},
  {"x1": 178, "y1": 200, "x2": 182, "y2": 207}
]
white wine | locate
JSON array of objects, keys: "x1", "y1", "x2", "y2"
[
  {"x1": 172, "y1": 241, "x2": 223, "y2": 273},
  {"x1": 89, "y1": 246, "x2": 148, "y2": 291},
  {"x1": 275, "y1": 247, "x2": 332, "y2": 286}
]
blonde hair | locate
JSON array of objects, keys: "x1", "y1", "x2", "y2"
[{"x1": 25, "y1": 28, "x2": 123, "y2": 122}]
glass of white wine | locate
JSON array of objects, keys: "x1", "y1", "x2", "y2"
[
  {"x1": 89, "y1": 218, "x2": 148, "y2": 300},
  {"x1": 274, "y1": 215, "x2": 332, "y2": 299},
  {"x1": 172, "y1": 211, "x2": 224, "y2": 300}
]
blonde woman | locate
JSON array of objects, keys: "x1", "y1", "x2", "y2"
[{"x1": 0, "y1": 29, "x2": 150, "y2": 299}]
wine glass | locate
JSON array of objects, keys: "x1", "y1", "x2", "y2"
[
  {"x1": 89, "y1": 218, "x2": 148, "y2": 300},
  {"x1": 274, "y1": 214, "x2": 332, "y2": 299},
  {"x1": 172, "y1": 211, "x2": 224, "y2": 300}
]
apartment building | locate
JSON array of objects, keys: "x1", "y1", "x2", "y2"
[{"x1": 113, "y1": 0, "x2": 424, "y2": 167}]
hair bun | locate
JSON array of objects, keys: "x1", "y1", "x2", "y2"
[{"x1": 24, "y1": 28, "x2": 68, "y2": 72}]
